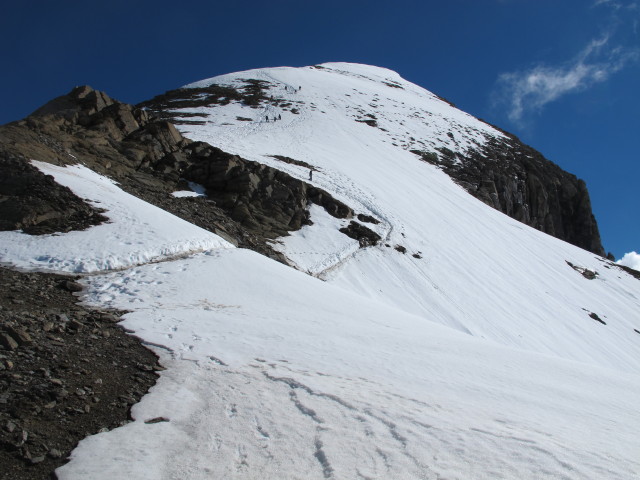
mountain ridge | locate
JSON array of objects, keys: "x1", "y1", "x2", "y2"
[
  {"x1": 1, "y1": 64, "x2": 639, "y2": 479},
  {"x1": 140, "y1": 62, "x2": 606, "y2": 256}
]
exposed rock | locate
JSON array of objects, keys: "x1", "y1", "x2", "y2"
[
  {"x1": 30, "y1": 85, "x2": 116, "y2": 123},
  {"x1": 357, "y1": 213, "x2": 380, "y2": 225},
  {"x1": 0, "y1": 85, "x2": 352, "y2": 263},
  {"x1": 144, "y1": 416, "x2": 169, "y2": 424},
  {"x1": 615, "y1": 263, "x2": 640, "y2": 281},
  {"x1": 589, "y1": 312, "x2": 606, "y2": 325},
  {"x1": 339, "y1": 221, "x2": 381, "y2": 247},
  {"x1": 566, "y1": 261, "x2": 598, "y2": 280},
  {"x1": 138, "y1": 78, "x2": 285, "y2": 123},
  {"x1": 0, "y1": 333, "x2": 18, "y2": 351},
  {"x1": 62, "y1": 280, "x2": 84, "y2": 293},
  {"x1": 0, "y1": 153, "x2": 108, "y2": 234},
  {"x1": 184, "y1": 146, "x2": 352, "y2": 239},
  {"x1": 411, "y1": 132, "x2": 605, "y2": 256},
  {"x1": 268, "y1": 154, "x2": 317, "y2": 171},
  {"x1": 3, "y1": 326, "x2": 31, "y2": 345},
  {"x1": 0, "y1": 266, "x2": 160, "y2": 480}
]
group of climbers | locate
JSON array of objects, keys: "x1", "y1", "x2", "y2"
[{"x1": 265, "y1": 114, "x2": 282, "y2": 122}]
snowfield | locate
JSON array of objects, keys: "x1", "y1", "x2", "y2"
[
  {"x1": 1, "y1": 63, "x2": 638, "y2": 479},
  {"x1": 175, "y1": 62, "x2": 640, "y2": 374},
  {"x1": 57, "y1": 249, "x2": 640, "y2": 480}
]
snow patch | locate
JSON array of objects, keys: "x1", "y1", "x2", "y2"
[{"x1": 0, "y1": 162, "x2": 232, "y2": 273}]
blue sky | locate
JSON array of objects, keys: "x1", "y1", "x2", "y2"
[{"x1": 1, "y1": 0, "x2": 638, "y2": 258}]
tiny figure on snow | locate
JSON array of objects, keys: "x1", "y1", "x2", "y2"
[
  {"x1": 265, "y1": 115, "x2": 269, "y2": 122},
  {"x1": 309, "y1": 169, "x2": 313, "y2": 181},
  {"x1": 278, "y1": 114, "x2": 281, "y2": 120}
]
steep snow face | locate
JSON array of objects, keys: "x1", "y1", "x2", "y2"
[{"x1": 162, "y1": 63, "x2": 640, "y2": 373}]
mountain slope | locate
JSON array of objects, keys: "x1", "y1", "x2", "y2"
[
  {"x1": 141, "y1": 63, "x2": 639, "y2": 372},
  {"x1": 141, "y1": 62, "x2": 605, "y2": 255},
  {"x1": 0, "y1": 64, "x2": 638, "y2": 479}
]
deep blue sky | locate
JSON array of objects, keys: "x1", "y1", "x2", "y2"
[{"x1": 2, "y1": 0, "x2": 638, "y2": 258}]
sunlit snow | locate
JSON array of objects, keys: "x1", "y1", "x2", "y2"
[
  {"x1": 1, "y1": 63, "x2": 638, "y2": 479},
  {"x1": 0, "y1": 162, "x2": 232, "y2": 272}
]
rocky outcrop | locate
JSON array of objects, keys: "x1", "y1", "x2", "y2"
[
  {"x1": 413, "y1": 133, "x2": 606, "y2": 256},
  {"x1": 138, "y1": 78, "x2": 306, "y2": 125},
  {"x1": 0, "y1": 153, "x2": 108, "y2": 234},
  {"x1": 0, "y1": 86, "x2": 352, "y2": 259},
  {"x1": 339, "y1": 221, "x2": 381, "y2": 247},
  {"x1": 184, "y1": 145, "x2": 351, "y2": 238}
]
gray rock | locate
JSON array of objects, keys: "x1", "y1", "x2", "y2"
[
  {"x1": 48, "y1": 448, "x2": 62, "y2": 459},
  {"x1": 63, "y1": 280, "x2": 83, "y2": 292},
  {"x1": 0, "y1": 333, "x2": 19, "y2": 351},
  {"x1": 4, "y1": 326, "x2": 32, "y2": 345},
  {"x1": 411, "y1": 135, "x2": 606, "y2": 255}
]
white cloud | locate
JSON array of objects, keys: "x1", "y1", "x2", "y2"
[
  {"x1": 494, "y1": 36, "x2": 638, "y2": 123},
  {"x1": 617, "y1": 251, "x2": 640, "y2": 270},
  {"x1": 493, "y1": 1, "x2": 640, "y2": 124},
  {"x1": 592, "y1": 0, "x2": 623, "y2": 9}
]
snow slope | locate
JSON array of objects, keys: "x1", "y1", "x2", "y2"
[
  {"x1": 0, "y1": 161, "x2": 232, "y2": 272},
  {"x1": 56, "y1": 248, "x2": 640, "y2": 480},
  {"x1": 2, "y1": 63, "x2": 638, "y2": 479},
  {"x1": 168, "y1": 62, "x2": 640, "y2": 374}
]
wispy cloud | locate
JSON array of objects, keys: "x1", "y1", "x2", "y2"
[
  {"x1": 592, "y1": 0, "x2": 622, "y2": 9},
  {"x1": 493, "y1": 2, "x2": 639, "y2": 125}
]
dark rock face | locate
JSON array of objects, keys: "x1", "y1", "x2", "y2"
[
  {"x1": 412, "y1": 133, "x2": 605, "y2": 256},
  {"x1": 339, "y1": 221, "x2": 381, "y2": 247},
  {"x1": 184, "y1": 146, "x2": 352, "y2": 238},
  {"x1": 138, "y1": 79, "x2": 306, "y2": 125},
  {"x1": 0, "y1": 153, "x2": 108, "y2": 234}
]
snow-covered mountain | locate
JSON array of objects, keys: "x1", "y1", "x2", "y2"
[
  {"x1": 1, "y1": 63, "x2": 639, "y2": 479},
  {"x1": 141, "y1": 62, "x2": 638, "y2": 371},
  {"x1": 142, "y1": 62, "x2": 605, "y2": 256}
]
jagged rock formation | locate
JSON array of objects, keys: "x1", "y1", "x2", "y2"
[
  {"x1": 181, "y1": 145, "x2": 351, "y2": 237},
  {"x1": 0, "y1": 86, "x2": 351, "y2": 260},
  {"x1": 412, "y1": 133, "x2": 605, "y2": 256},
  {"x1": 339, "y1": 221, "x2": 382, "y2": 247}
]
